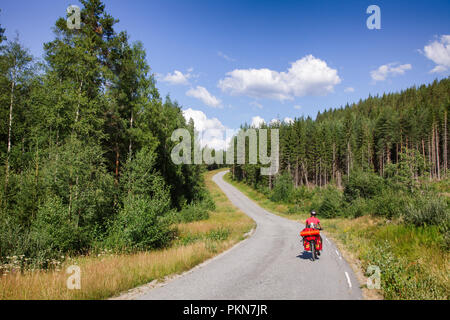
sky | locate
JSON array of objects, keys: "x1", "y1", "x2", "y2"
[{"x1": 1, "y1": 0, "x2": 449, "y2": 149}]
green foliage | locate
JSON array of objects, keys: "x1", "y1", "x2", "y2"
[
  {"x1": 364, "y1": 240, "x2": 447, "y2": 299},
  {"x1": 206, "y1": 228, "x2": 230, "y2": 241},
  {"x1": 31, "y1": 195, "x2": 88, "y2": 257},
  {"x1": 345, "y1": 197, "x2": 374, "y2": 218},
  {"x1": 270, "y1": 172, "x2": 294, "y2": 203},
  {"x1": 404, "y1": 195, "x2": 450, "y2": 229},
  {"x1": 344, "y1": 170, "x2": 384, "y2": 202},
  {"x1": 174, "y1": 202, "x2": 210, "y2": 223},
  {"x1": 318, "y1": 186, "x2": 343, "y2": 218},
  {"x1": 0, "y1": 0, "x2": 210, "y2": 265},
  {"x1": 106, "y1": 194, "x2": 173, "y2": 250},
  {"x1": 372, "y1": 190, "x2": 407, "y2": 218}
]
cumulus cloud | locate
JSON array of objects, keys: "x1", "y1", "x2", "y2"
[
  {"x1": 269, "y1": 119, "x2": 280, "y2": 126},
  {"x1": 186, "y1": 86, "x2": 222, "y2": 108},
  {"x1": 182, "y1": 108, "x2": 233, "y2": 150},
  {"x1": 283, "y1": 117, "x2": 294, "y2": 124},
  {"x1": 218, "y1": 55, "x2": 341, "y2": 101},
  {"x1": 251, "y1": 116, "x2": 265, "y2": 128},
  {"x1": 161, "y1": 70, "x2": 191, "y2": 85},
  {"x1": 344, "y1": 87, "x2": 355, "y2": 93},
  {"x1": 370, "y1": 63, "x2": 412, "y2": 82},
  {"x1": 423, "y1": 35, "x2": 450, "y2": 73}
]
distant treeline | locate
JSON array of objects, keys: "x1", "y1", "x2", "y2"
[{"x1": 232, "y1": 77, "x2": 449, "y2": 189}]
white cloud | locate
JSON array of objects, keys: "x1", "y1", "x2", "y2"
[
  {"x1": 250, "y1": 101, "x2": 263, "y2": 109},
  {"x1": 182, "y1": 108, "x2": 233, "y2": 150},
  {"x1": 370, "y1": 63, "x2": 412, "y2": 82},
  {"x1": 423, "y1": 35, "x2": 450, "y2": 73},
  {"x1": 218, "y1": 51, "x2": 236, "y2": 62},
  {"x1": 251, "y1": 116, "x2": 265, "y2": 128},
  {"x1": 344, "y1": 87, "x2": 355, "y2": 93},
  {"x1": 270, "y1": 118, "x2": 280, "y2": 125},
  {"x1": 186, "y1": 86, "x2": 222, "y2": 108},
  {"x1": 218, "y1": 55, "x2": 341, "y2": 101},
  {"x1": 161, "y1": 70, "x2": 191, "y2": 85},
  {"x1": 283, "y1": 117, "x2": 294, "y2": 124},
  {"x1": 294, "y1": 105, "x2": 302, "y2": 110}
]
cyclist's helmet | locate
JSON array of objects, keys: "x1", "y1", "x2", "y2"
[{"x1": 310, "y1": 210, "x2": 317, "y2": 216}]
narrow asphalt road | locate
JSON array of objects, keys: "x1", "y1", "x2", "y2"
[{"x1": 136, "y1": 171, "x2": 363, "y2": 300}]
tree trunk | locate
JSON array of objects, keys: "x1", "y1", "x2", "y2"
[
  {"x1": 436, "y1": 124, "x2": 440, "y2": 180},
  {"x1": 428, "y1": 137, "x2": 432, "y2": 180},
  {"x1": 128, "y1": 109, "x2": 134, "y2": 161},
  {"x1": 444, "y1": 111, "x2": 448, "y2": 174},
  {"x1": 4, "y1": 72, "x2": 16, "y2": 197},
  {"x1": 332, "y1": 143, "x2": 336, "y2": 181}
]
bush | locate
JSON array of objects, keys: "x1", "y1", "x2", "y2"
[
  {"x1": 289, "y1": 185, "x2": 314, "y2": 204},
  {"x1": 0, "y1": 214, "x2": 35, "y2": 265},
  {"x1": 270, "y1": 172, "x2": 294, "y2": 203},
  {"x1": 345, "y1": 197, "x2": 374, "y2": 218},
  {"x1": 344, "y1": 170, "x2": 384, "y2": 202},
  {"x1": 31, "y1": 195, "x2": 88, "y2": 256},
  {"x1": 106, "y1": 194, "x2": 174, "y2": 250},
  {"x1": 372, "y1": 190, "x2": 408, "y2": 219},
  {"x1": 175, "y1": 202, "x2": 210, "y2": 223},
  {"x1": 404, "y1": 195, "x2": 450, "y2": 229},
  {"x1": 318, "y1": 186, "x2": 343, "y2": 218}
]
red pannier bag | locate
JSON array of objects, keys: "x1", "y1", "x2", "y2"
[{"x1": 300, "y1": 228, "x2": 322, "y2": 251}]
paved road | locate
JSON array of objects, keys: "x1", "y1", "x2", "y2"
[{"x1": 136, "y1": 171, "x2": 363, "y2": 300}]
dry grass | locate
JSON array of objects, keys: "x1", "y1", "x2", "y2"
[{"x1": 0, "y1": 169, "x2": 254, "y2": 300}]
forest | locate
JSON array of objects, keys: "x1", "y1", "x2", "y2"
[
  {"x1": 0, "y1": 0, "x2": 213, "y2": 267},
  {"x1": 230, "y1": 77, "x2": 450, "y2": 246}
]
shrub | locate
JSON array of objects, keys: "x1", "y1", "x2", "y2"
[
  {"x1": 372, "y1": 190, "x2": 408, "y2": 219},
  {"x1": 318, "y1": 186, "x2": 343, "y2": 218},
  {"x1": 270, "y1": 172, "x2": 294, "y2": 203},
  {"x1": 345, "y1": 197, "x2": 374, "y2": 218},
  {"x1": 0, "y1": 214, "x2": 35, "y2": 265},
  {"x1": 404, "y1": 195, "x2": 450, "y2": 229},
  {"x1": 31, "y1": 195, "x2": 88, "y2": 256},
  {"x1": 106, "y1": 194, "x2": 174, "y2": 250},
  {"x1": 344, "y1": 170, "x2": 384, "y2": 202},
  {"x1": 289, "y1": 185, "x2": 314, "y2": 204},
  {"x1": 175, "y1": 202, "x2": 210, "y2": 223}
]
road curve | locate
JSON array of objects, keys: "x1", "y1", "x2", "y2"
[{"x1": 136, "y1": 171, "x2": 363, "y2": 300}]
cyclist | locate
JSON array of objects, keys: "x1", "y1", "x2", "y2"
[{"x1": 305, "y1": 210, "x2": 322, "y2": 230}]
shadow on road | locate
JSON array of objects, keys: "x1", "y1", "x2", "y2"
[{"x1": 296, "y1": 251, "x2": 320, "y2": 261}]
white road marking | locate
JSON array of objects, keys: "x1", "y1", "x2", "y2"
[
  {"x1": 345, "y1": 272, "x2": 352, "y2": 288},
  {"x1": 325, "y1": 238, "x2": 330, "y2": 244}
]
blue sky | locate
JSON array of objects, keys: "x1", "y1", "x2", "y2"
[{"x1": 1, "y1": 0, "x2": 449, "y2": 148}]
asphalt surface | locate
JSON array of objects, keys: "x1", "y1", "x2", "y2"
[{"x1": 136, "y1": 171, "x2": 363, "y2": 300}]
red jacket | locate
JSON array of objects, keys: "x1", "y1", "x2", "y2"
[{"x1": 306, "y1": 217, "x2": 320, "y2": 228}]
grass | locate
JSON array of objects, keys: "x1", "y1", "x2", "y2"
[
  {"x1": 0, "y1": 169, "x2": 254, "y2": 300},
  {"x1": 224, "y1": 172, "x2": 449, "y2": 300}
]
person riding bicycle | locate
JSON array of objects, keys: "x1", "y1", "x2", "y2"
[
  {"x1": 305, "y1": 210, "x2": 322, "y2": 230},
  {"x1": 305, "y1": 210, "x2": 322, "y2": 256}
]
